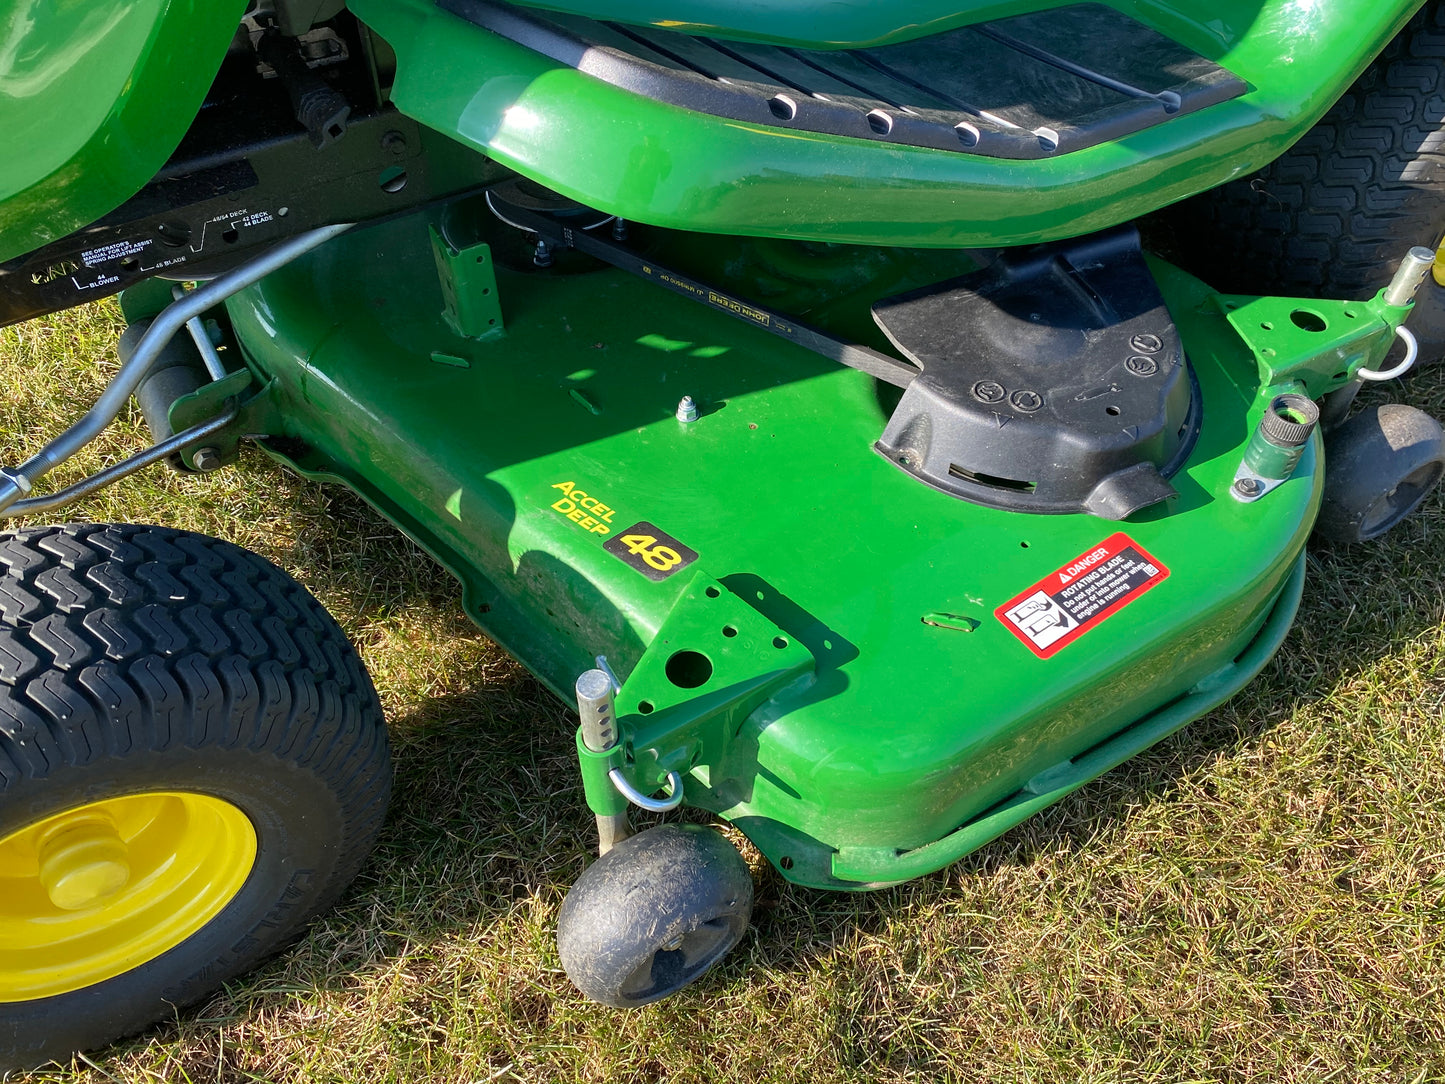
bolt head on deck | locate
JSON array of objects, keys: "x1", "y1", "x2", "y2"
[{"x1": 192, "y1": 447, "x2": 223, "y2": 472}]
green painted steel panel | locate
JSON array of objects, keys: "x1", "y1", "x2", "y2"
[
  {"x1": 349, "y1": 0, "x2": 1421, "y2": 247},
  {"x1": 224, "y1": 211, "x2": 1315, "y2": 887},
  {"x1": 0, "y1": 0, "x2": 248, "y2": 263}
]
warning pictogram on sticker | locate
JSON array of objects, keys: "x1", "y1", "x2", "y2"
[{"x1": 997, "y1": 533, "x2": 1169, "y2": 658}]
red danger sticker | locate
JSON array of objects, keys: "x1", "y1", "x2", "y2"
[{"x1": 996, "y1": 533, "x2": 1169, "y2": 658}]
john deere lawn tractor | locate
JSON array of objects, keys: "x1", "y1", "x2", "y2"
[{"x1": 2, "y1": 0, "x2": 1444, "y2": 1069}]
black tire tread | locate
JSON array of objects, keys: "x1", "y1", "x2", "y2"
[
  {"x1": 1173, "y1": 0, "x2": 1445, "y2": 298},
  {"x1": 0, "y1": 521, "x2": 389, "y2": 950}
]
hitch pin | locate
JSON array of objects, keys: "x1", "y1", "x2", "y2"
[
  {"x1": 576, "y1": 669, "x2": 632, "y2": 854},
  {"x1": 1382, "y1": 246, "x2": 1437, "y2": 307},
  {"x1": 1346, "y1": 247, "x2": 1435, "y2": 386},
  {"x1": 575, "y1": 665, "x2": 686, "y2": 855}
]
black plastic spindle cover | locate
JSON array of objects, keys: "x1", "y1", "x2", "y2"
[{"x1": 873, "y1": 226, "x2": 1199, "y2": 519}]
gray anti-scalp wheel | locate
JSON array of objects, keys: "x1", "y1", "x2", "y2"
[
  {"x1": 556, "y1": 823, "x2": 753, "y2": 1008},
  {"x1": 1317, "y1": 403, "x2": 1445, "y2": 543}
]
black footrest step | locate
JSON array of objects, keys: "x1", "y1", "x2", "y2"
[{"x1": 441, "y1": 0, "x2": 1245, "y2": 159}]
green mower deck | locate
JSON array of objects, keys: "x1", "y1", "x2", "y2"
[{"x1": 217, "y1": 207, "x2": 1322, "y2": 888}]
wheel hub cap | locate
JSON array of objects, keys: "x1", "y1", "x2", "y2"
[
  {"x1": 0, "y1": 792, "x2": 257, "y2": 1002},
  {"x1": 38, "y1": 819, "x2": 132, "y2": 911}
]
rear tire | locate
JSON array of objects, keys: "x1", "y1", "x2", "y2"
[
  {"x1": 1166, "y1": 1, "x2": 1445, "y2": 363},
  {"x1": 0, "y1": 523, "x2": 390, "y2": 1073}
]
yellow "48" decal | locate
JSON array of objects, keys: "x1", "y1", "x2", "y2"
[
  {"x1": 604, "y1": 521, "x2": 699, "y2": 581},
  {"x1": 618, "y1": 534, "x2": 684, "y2": 573}
]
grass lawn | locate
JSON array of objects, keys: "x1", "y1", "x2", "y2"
[{"x1": 2, "y1": 300, "x2": 1444, "y2": 1083}]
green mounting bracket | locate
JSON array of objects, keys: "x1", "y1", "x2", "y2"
[
  {"x1": 117, "y1": 278, "x2": 180, "y2": 325},
  {"x1": 575, "y1": 729, "x2": 629, "y2": 818},
  {"x1": 1220, "y1": 290, "x2": 1409, "y2": 398},
  {"x1": 429, "y1": 225, "x2": 503, "y2": 341},
  {"x1": 609, "y1": 570, "x2": 815, "y2": 796},
  {"x1": 167, "y1": 369, "x2": 281, "y2": 470},
  {"x1": 118, "y1": 278, "x2": 285, "y2": 471}
]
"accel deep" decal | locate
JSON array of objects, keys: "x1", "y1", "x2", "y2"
[{"x1": 549, "y1": 481, "x2": 616, "y2": 535}]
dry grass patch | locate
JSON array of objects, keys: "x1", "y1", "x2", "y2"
[{"x1": 2, "y1": 303, "x2": 1444, "y2": 1083}]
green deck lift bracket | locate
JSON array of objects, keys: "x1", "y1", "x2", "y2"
[
  {"x1": 166, "y1": 369, "x2": 282, "y2": 471},
  {"x1": 575, "y1": 728, "x2": 630, "y2": 818},
  {"x1": 430, "y1": 226, "x2": 504, "y2": 341},
  {"x1": 1220, "y1": 291, "x2": 1409, "y2": 397},
  {"x1": 611, "y1": 569, "x2": 815, "y2": 794}
]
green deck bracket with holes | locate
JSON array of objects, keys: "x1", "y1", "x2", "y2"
[
  {"x1": 1220, "y1": 292, "x2": 1410, "y2": 397},
  {"x1": 609, "y1": 570, "x2": 815, "y2": 797},
  {"x1": 430, "y1": 226, "x2": 503, "y2": 340}
]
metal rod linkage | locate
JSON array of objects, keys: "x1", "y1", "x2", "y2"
[
  {"x1": 0, "y1": 222, "x2": 353, "y2": 513},
  {"x1": 484, "y1": 190, "x2": 920, "y2": 389},
  {"x1": 1, "y1": 404, "x2": 240, "y2": 519},
  {"x1": 173, "y1": 284, "x2": 230, "y2": 382}
]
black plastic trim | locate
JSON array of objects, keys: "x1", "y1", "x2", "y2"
[
  {"x1": 438, "y1": 0, "x2": 1246, "y2": 159},
  {"x1": 872, "y1": 226, "x2": 1201, "y2": 519}
]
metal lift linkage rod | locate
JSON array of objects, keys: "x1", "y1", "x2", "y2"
[
  {"x1": 1, "y1": 406, "x2": 240, "y2": 519},
  {"x1": 0, "y1": 222, "x2": 354, "y2": 517}
]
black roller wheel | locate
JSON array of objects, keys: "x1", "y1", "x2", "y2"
[
  {"x1": 1316, "y1": 404, "x2": 1445, "y2": 543},
  {"x1": 556, "y1": 823, "x2": 753, "y2": 1008},
  {"x1": 1164, "y1": 1, "x2": 1445, "y2": 365},
  {"x1": 0, "y1": 523, "x2": 390, "y2": 1073}
]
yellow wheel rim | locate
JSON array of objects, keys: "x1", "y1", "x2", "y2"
[{"x1": 0, "y1": 792, "x2": 257, "y2": 1002}]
